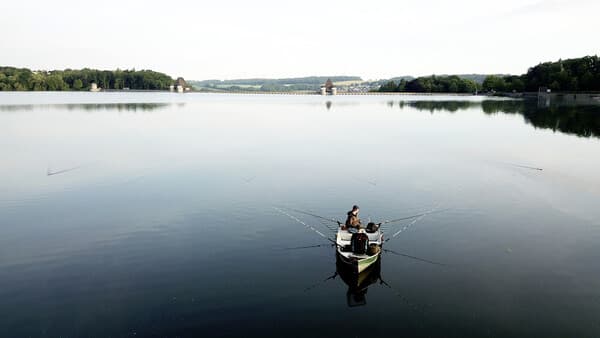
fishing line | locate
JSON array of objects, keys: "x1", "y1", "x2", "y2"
[
  {"x1": 46, "y1": 165, "x2": 82, "y2": 176},
  {"x1": 282, "y1": 244, "x2": 332, "y2": 250},
  {"x1": 286, "y1": 208, "x2": 338, "y2": 233},
  {"x1": 498, "y1": 161, "x2": 543, "y2": 171},
  {"x1": 273, "y1": 207, "x2": 336, "y2": 244},
  {"x1": 279, "y1": 206, "x2": 341, "y2": 225},
  {"x1": 385, "y1": 204, "x2": 442, "y2": 241},
  {"x1": 316, "y1": 218, "x2": 338, "y2": 233},
  {"x1": 380, "y1": 208, "x2": 450, "y2": 226},
  {"x1": 353, "y1": 177, "x2": 377, "y2": 186}
]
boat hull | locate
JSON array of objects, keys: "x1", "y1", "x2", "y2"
[{"x1": 336, "y1": 248, "x2": 380, "y2": 274}]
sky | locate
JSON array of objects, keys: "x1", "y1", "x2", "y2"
[{"x1": 1, "y1": 0, "x2": 598, "y2": 80}]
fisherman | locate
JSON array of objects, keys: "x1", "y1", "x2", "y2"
[{"x1": 344, "y1": 205, "x2": 362, "y2": 230}]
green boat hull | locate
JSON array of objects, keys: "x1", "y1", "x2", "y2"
[{"x1": 336, "y1": 249, "x2": 381, "y2": 274}]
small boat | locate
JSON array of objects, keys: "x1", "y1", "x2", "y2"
[{"x1": 336, "y1": 223, "x2": 383, "y2": 274}]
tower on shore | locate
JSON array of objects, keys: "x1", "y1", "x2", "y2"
[
  {"x1": 171, "y1": 77, "x2": 189, "y2": 93},
  {"x1": 320, "y1": 78, "x2": 337, "y2": 95}
]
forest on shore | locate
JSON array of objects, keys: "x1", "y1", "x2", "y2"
[
  {"x1": 0, "y1": 67, "x2": 174, "y2": 91},
  {"x1": 378, "y1": 55, "x2": 600, "y2": 93}
]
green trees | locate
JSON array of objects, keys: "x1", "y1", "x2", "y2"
[
  {"x1": 45, "y1": 74, "x2": 69, "y2": 91},
  {"x1": 482, "y1": 55, "x2": 600, "y2": 92},
  {"x1": 482, "y1": 75, "x2": 506, "y2": 92},
  {"x1": 397, "y1": 79, "x2": 407, "y2": 91},
  {"x1": 374, "y1": 56, "x2": 599, "y2": 93},
  {"x1": 0, "y1": 67, "x2": 174, "y2": 91},
  {"x1": 73, "y1": 79, "x2": 83, "y2": 90},
  {"x1": 379, "y1": 80, "x2": 398, "y2": 92},
  {"x1": 379, "y1": 75, "x2": 479, "y2": 93}
]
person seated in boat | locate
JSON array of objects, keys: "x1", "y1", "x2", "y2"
[{"x1": 343, "y1": 205, "x2": 362, "y2": 230}]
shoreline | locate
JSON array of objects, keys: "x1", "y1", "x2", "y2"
[{"x1": 1, "y1": 90, "x2": 599, "y2": 100}]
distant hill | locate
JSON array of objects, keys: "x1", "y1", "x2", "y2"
[
  {"x1": 388, "y1": 74, "x2": 508, "y2": 84},
  {"x1": 189, "y1": 76, "x2": 362, "y2": 92},
  {"x1": 390, "y1": 76, "x2": 415, "y2": 82}
]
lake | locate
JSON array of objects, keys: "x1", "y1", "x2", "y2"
[{"x1": 1, "y1": 92, "x2": 600, "y2": 337}]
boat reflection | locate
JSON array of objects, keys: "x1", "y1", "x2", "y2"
[{"x1": 336, "y1": 254, "x2": 382, "y2": 307}]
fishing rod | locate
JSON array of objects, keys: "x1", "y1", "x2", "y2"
[
  {"x1": 282, "y1": 244, "x2": 333, "y2": 251},
  {"x1": 46, "y1": 165, "x2": 82, "y2": 176},
  {"x1": 386, "y1": 213, "x2": 428, "y2": 241},
  {"x1": 384, "y1": 205, "x2": 443, "y2": 242},
  {"x1": 278, "y1": 206, "x2": 342, "y2": 233},
  {"x1": 496, "y1": 161, "x2": 543, "y2": 171},
  {"x1": 380, "y1": 208, "x2": 450, "y2": 226},
  {"x1": 302, "y1": 211, "x2": 339, "y2": 233},
  {"x1": 281, "y1": 207, "x2": 342, "y2": 225},
  {"x1": 508, "y1": 163, "x2": 543, "y2": 171},
  {"x1": 352, "y1": 177, "x2": 377, "y2": 187},
  {"x1": 313, "y1": 220, "x2": 338, "y2": 234},
  {"x1": 282, "y1": 206, "x2": 448, "y2": 238},
  {"x1": 273, "y1": 207, "x2": 337, "y2": 245},
  {"x1": 286, "y1": 208, "x2": 339, "y2": 233},
  {"x1": 275, "y1": 206, "x2": 338, "y2": 232},
  {"x1": 284, "y1": 205, "x2": 442, "y2": 226}
]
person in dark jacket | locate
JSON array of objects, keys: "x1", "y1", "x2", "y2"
[{"x1": 344, "y1": 205, "x2": 362, "y2": 229}]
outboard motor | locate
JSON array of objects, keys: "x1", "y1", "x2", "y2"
[
  {"x1": 366, "y1": 222, "x2": 379, "y2": 233},
  {"x1": 351, "y1": 230, "x2": 369, "y2": 255}
]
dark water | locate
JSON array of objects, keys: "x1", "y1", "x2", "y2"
[{"x1": 1, "y1": 92, "x2": 600, "y2": 337}]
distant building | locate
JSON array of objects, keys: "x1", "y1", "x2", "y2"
[
  {"x1": 90, "y1": 83, "x2": 101, "y2": 92},
  {"x1": 320, "y1": 79, "x2": 337, "y2": 95},
  {"x1": 172, "y1": 77, "x2": 189, "y2": 93}
]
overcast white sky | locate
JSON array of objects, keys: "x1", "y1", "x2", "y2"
[{"x1": 1, "y1": 0, "x2": 598, "y2": 80}]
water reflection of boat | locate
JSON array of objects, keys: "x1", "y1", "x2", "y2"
[{"x1": 336, "y1": 254, "x2": 382, "y2": 307}]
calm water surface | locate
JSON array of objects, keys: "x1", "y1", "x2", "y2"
[{"x1": 1, "y1": 92, "x2": 600, "y2": 337}]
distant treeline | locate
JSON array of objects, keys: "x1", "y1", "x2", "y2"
[
  {"x1": 482, "y1": 56, "x2": 600, "y2": 92},
  {"x1": 193, "y1": 76, "x2": 361, "y2": 86},
  {"x1": 190, "y1": 76, "x2": 362, "y2": 92},
  {"x1": 378, "y1": 75, "x2": 479, "y2": 93},
  {"x1": 372, "y1": 74, "x2": 503, "y2": 88},
  {"x1": 378, "y1": 56, "x2": 600, "y2": 93},
  {"x1": 0, "y1": 67, "x2": 174, "y2": 91}
]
